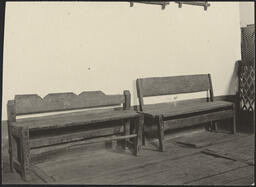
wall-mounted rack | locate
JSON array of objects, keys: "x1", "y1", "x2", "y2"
[
  {"x1": 130, "y1": 1, "x2": 170, "y2": 10},
  {"x1": 129, "y1": 1, "x2": 210, "y2": 11},
  {"x1": 176, "y1": 1, "x2": 210, "y2": 11}
]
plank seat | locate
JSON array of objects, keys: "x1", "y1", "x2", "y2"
[
  {"x1": 13, "y1": 109, "x2": 139, "y2": 131},
  {"x1": 142, "y1": 101, "x2": 233, "y2": 118},
  {"x1": 7, "y1": 90, "x2": 143, "y2": 181},
  {"x1": 136, "y1": 74, "x2": 236, "y2": 152}
]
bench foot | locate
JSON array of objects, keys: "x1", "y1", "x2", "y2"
[
  {"x1": 205, "y1": 122, "x2": 213, "y2": 132},
  {"x1": 134, "y1": 115, "x2": 143, "y2": 156},
  {"x1": 19, "y1": 127, "x2": 31, "y2": 182},
  {"x1": 232, "y1": 104, "x2": 237, "y2": 134},
  {"x1": 22, "y1": 174, "x2": 32, "y2": 182},
  {"x1": 232, "y1": 118, "x2": 236, "y2": 134},
  {"x1": 156, "y1": 116, "x2": 165, "y2": 152},
  {"x1": 213, "y1": 121, "x2": 218, "y2": 132},
  {"x1": 209, "y1": 121, "x2": 219, "y2": 133},
  {"x1": 142, "y1": 123, "x2": 146, "y2": 146},
  {"x1": 123, "y1": 120, "x2": 130, "y2": 150},
  {"x1": 9, "y1": 152, "x2": 14, "y2": 173},
  {"x1": 8, "y1": 125, "x2": 15, "y2": 173}
]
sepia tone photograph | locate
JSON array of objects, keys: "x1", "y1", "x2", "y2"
[{"x1": 0, "y1": 1, "x2": 255, "y2": 185}]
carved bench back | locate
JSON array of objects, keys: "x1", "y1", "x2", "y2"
[
  {"x1": 7, "y1": 90, "x2": 130, "y2": 121},
  {"x1": 136, "y1": 74, "x2": 213, "y2": 111}
]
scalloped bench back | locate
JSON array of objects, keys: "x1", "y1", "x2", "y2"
[{"x1": 12, "y1": 91, "x2": 128, "y2": 115}]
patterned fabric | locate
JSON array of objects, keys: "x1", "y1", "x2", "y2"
[
  {"x1": 239, "y1": 63, "x2": 255, "y2": 111},
  {"x1": 239, "y1": 25, "x2": 255, "y2": 112},
  {"x1": 241, "y1": 25, "x2": 255, "y2": 66}
]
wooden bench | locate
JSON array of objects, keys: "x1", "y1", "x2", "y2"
[
  {"x1": 136, "y1": 74, "x2": 236, "y2": 152},
  {"x1": 7, "y1": 90, "x2": 143, "y2": 181}
]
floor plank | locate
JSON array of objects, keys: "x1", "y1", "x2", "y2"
[
  {"x1": 116, "y1": 154, "x2": 247, "y2": 185},
  {"x1": 174, "y1": 131, "x2": 247, "y2": 148},
  {"x1": 2, "y1": 131, "x2": 254, "y2": 185},
  {"x1": 205, "y1": 135, "x2": 254, "y2": 165},
  {"x1": 187, "y1": 165, "x2": 254, "y2": 185},
  {"x1": 34, "y1": 138, "x2": 250, "y2": 185},
  {"x1": 1, "y1": 147, "x2": 45, "y2": 184},
  {"x1": 36, "y1": 141, "x2": 199, "y2": 184}
]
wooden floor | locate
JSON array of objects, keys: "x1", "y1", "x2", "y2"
[{"x1": 2, "y1": 128, "x2": 254, "y2": 185}]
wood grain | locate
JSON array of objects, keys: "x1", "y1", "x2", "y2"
[
  {"x1": 53, "y1": 152, "x2": 245, "y2": 184},
  {"x1": 163, "y1": 110, "x2": 234, "y2": 131},
  {"x1": 208, "y1": 74, "x2": 214, "y2": 101},
  {"x1": 118, "y1": 154, "x2": 245, "y2": 185},
  {"x1": 186, "y1": 165, "x2": 253, "y2": 185},
  {"x1": 123, "y1": 90, "x2": 131, "y2": 110},
  {"x1": 35, "y1": 142, "x2": 200, "y2": 184},
  {"x1": 142, "y1": 101, "x2": 233, "y2": 118},
  {"x1": 31, "y1": 166, "x2": 55, "y2": 183},
  {"x1": 205, "y1": 135, "x2": 254, "y2": 165},
  {"x1": 7, "y1": 100, "x2": 16, "y2": 172},
  {"x1": 15, "y1": 91, "x2": 125, "y2": 115},
  {"x1": 156, "y1": 115, "x2": 165, "y2": 151},
  {"x1": 174, "y1": 131, "x2": 247, "y2": 148},
  {"x1": 14, "y1": 109, "x2": 138, "y2": 131},
  {"x1": 134, "y1": 115, "x2": 143, "y2": 155},
  {"x1": 30, "y1": 126, "x2": 127, "y2": 148},
  {"x1": 136, "y1": 79, "x2": 144, "y2": 111},
  {"x1": 137, "y1": 74, "x2": 210, "y2": 97},
  {"x1": 19, "y1": 127, "x2": 31, "y2": 181},
  {"x1": 4, "y1": 131, "x2": 252, "y2": 185}
]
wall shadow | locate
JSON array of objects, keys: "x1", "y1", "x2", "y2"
[{"x1": 227, "y1": 60, "x2": 241, "y2": 95}]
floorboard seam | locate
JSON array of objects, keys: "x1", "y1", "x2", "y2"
[
  {"x1": 184, "y1": 165, "x2": 251, "y2": 184},
  {"x1": 115, "y1": 152, "x2": 206, "y2": 184}
]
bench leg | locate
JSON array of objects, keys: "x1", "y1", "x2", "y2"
[
  {"x1": 130, "y1": 119, "x2": 135, "y2": 143},
  {"x1": 156, "y1": 116, "x2": 165, "y2": 152},
  {"x1": 131, "y1": 118, "x2": 146, "y2": 147},
  {"x1": 7, "y1": 124, "x2": 16, "y2": 172},
  {"x1": 123, "y1": 119, "x2": 130, "y2": 150},
  {"x1": 19, "y1": 127, "x2": 31, "y2": 181},
  {"x1": 211, "y1": 121, "x2": 218, "y2": 132},
  {"x1": 232, "y1": 104, "x2": 237, "y2": 134},
  {"x1": 134, "y1": 115, "x2": 143, "y2": 156},
  {"x1": 206, "y1": 122, "x2": 212, "y2": 131},
  {"x1": 215, "y1": 121, "x2": 218, "y2": 132},
  {"x1": 142, "y1": 122, "x2": 146, "y2": 146}
]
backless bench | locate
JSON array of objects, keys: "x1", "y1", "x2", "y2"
[
  {"x1": 7, "y1": 90, "x2": 143, "y2": 181},
  {"x1": 136, "y1": 74, "x2": 236, "y2": 152}
]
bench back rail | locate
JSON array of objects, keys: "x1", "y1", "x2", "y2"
[
  {"x1": 8, "y1": 90, "x2": 130, "y2": 119},
  {"x1": 136, "y1": 74, "x2": 214, "y2": 111}
]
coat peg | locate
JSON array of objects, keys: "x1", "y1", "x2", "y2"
[
  {"x1": 204, "y1": 2, "x2": 210, "y2": 11},
  {"x1": 130, "y1": 1, "x2": 169, "y2": 10},
  {"x1": 176, "y1": 1, "x2": 210, "y2": 11},
  {"x1": 161, "y1": 3, "x2": 166, "y2": 10},
  {"x1": 178, "y1": 2, "x2": 182, "y2": 8}
]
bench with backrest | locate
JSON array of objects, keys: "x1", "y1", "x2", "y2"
[
  {"x1": 136, "y1": 74, "x2": 236, "y2": 152},
  {"x1": 7, "y1": 90, "x2": 143, "y2": 181}
]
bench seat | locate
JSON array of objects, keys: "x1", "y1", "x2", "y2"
[
  {"x1": 141, "y1": 101, "x2": 233, "y2": 118},
  {"x1": 13, "y1": 109, "x2": 139, "y2": 131}
]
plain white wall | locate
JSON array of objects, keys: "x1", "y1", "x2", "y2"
[
  {"x1": 2, "y1": 2, "x2": 241, "y2": 120},
  {"x1": 239, "y1": 2, "x2": 254, "y2": 27}
]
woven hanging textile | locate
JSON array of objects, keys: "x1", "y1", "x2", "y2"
[
  {"x1": 239, "y1": 25, "x2": 255, "y2": 112},
  {"x1": 241, "y1": 25, "x2": 255, "y2": 66},
  {"x1": 239, "y1": 63, "x2": 255, "y2": 112}
]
